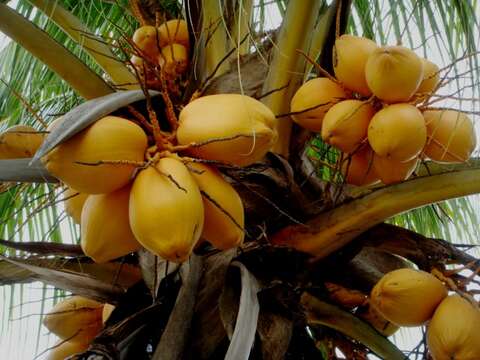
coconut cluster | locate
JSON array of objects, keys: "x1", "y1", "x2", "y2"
[
  {"x1": 40, "y1": 94, "x2": 276, "y2": 264},
  {"x1": 370, "y1": 268, "x2": 480, "y2": 359},
  {"x1": 42, "y1": 296, "x2": 115, "y2": 359},
  {"x1": 131, "y1": 19, "x2": 190, "y2": 82},
  {"x1": 290, "y1": 35, "x2": 477, "y2": 186}
]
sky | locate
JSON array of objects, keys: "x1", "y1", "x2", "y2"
[{"x1": 0, "y1": 0, "x2": 479, "y2": 359}]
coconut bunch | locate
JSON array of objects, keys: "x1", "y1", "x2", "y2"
[
  {"x1": 290, "y1": 35, "x2": 477, "y2": 186},
  {"x1": 41, "y1": 94, "x2": 277, "y2": 264},
  {"x1": 369, "y1": 268, "x2": 480, "y2": 359},
  {"x1": 130, "y1": 19, "x2": 190, "y2": 82}
]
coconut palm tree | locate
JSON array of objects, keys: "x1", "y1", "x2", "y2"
[{"x1": 0, "y1": 0, "x2": 479, "y2": 359}]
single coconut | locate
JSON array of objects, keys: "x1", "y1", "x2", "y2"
[
  {"x1": 188, "y1": 163, "x2": 244, "y2": 250},
  {"x1": 290, "y1": 78, "x2": 346, "y2": 132},
  {"x1": 368, "y1": 104, "x2": 426, "y2": 161},
  {"x1": 427, "y1": 295, "x2": 480, "y2": 360},
  {"x1": 129, "y1": 157, "x2": 204, "y2": 263},
  {"x1": 158, "y1": 44, "x2": 188, "y2": 76},
  {"x1": 64, "y1": 187, "x2": 88, "y2": 224},
  {"x1": 43, "y1": 296, "x2": 103, "y2": 342},
  {"x1": 81, "y1": 184, "x2": 141, "y2": 263},
  {"x1": 333, "y1": 35, "x2": 378, "y2": 96},
  {"x1": 321, "y1": 99, "x2": 375, "y2": 153},
  {"x1": 370, "y1": 268, "x2": 447, "y2": 326},
  {"x1": 365, "y1": 46, "x2": 424, "y2": 103},
  {"x1": 0, "y1": 125, "x2": 44, "y2": 159},
  {"x1": 373, "y1": 154, "x2": 419, "y2": 185},
  {"x1": 177, "y1": 94, "x2": 277, "y2": 167},
  {"x1": 158, "y1": 19, "x2": 189, "y2": 48},
  {"x1": 132, "y1": 25, "x2": 160, "y2": 59},
  {"x1": 42, "y1": 116, "x2": 148, "y2": 194},
  {"x1": 423, "y1": 110, "x2": 476, "y2": 163},
  {"x1": 46, "y1": 340, "x2": 89, "y2": 360},
  {"x1": 341, "y1": 145, "x2": 379, "y2": 186},
  {"x1": 415, "y1": 58, "x2": 440, "y2": 100}
]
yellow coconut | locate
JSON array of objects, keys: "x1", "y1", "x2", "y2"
[
  {"x1": 81, "y1": 184, "x2": 141, "y2": 263},
  {"x1": 177, "y1": 94, "x2": 277, "y2": 167},
  {"x1": 102, "y1": 303, "x2": 115, "y2": 324},
  {"x1": 365, "y1": 46, "x2": 424, "y2": 103},
  {"x1": 416, "y1": 58, "x2": 440, "y2": 98},
  {"x1": 64, "y1": 187, "x2": 88, "y2": 224},
  {"x1": 373, "y1": 154, "x2": 419, "y2": 185},
  {"x1": 158, "y1": 19, "x2": 189, "y2": 48},
  {"x1": 0, "y1": 125, "x2": 44, "y2": 159},
  {"x1": 370, "y1": 268, "x2": 447, "y2": 326},
  {"x1": 427, "y1": 295, "x2": 480, "y2": 360},
  {"x1": 368, "y1": 104, "x2": 426, "y2": 162},
  {"x1": 43, "y1": 296, "x2": 103, "y2": 342},
  {"x1": 333, "y1": 35, "x2": 378, "y2": 96},
  {"x1": 188, "y1": 163, "x2": 244, "y2": 250},
  {"x1": 357, "y1": 305, "x2": 399, "y2": 337},
  {"x1": 42, "y1": 116, "x2": 148, "y2": 194},
  {"x1": 132, "y1": 25, "x2": 160, "y2": 59},
  {"x1": 341, "y1": 146, "x2": 379, "y2": 186},
  {"x1": 290, "y1": 78, "x2": 347, "y2": 132},
  {"x1": 423, "y1": 110, "x2": 476, "y2": 163},
  {"x1": 47, "y1": 340, "x2": 89, "y2": 360},
  {"x1": 129, "y1": 157, "x2": 204, "y2": 263},
  {"x1": 158, "y1": 44, "x2": 188, "y2": 75},
  {"x1": 321, "y1": 99, "x2": 375, "y2": 153}
]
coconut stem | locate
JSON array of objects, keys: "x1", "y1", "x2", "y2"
[
  {"x1": 301, "y1": 292, "x2": 405, "y2": 360},
  {"x1": 272, "y1": 162, "x2": 480, "y2": 259}
]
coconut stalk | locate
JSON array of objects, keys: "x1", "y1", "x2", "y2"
[
  {"x1": 304, "y1": 3, "x2": 337, "y2": 80},
  {"x1": 0, "y1": 3, "x2": 113, "y2": 99},
  {"x1": 301, "y1": 292, "x2": 405, "y2": 360},
  {"x1": 201, "y1": 0, "x2": 230, "y2": 79},
  {"x1": 260, "y1": 0, "x2": 323, "y2": 157},
  {"x1": 273, "y1": 163, "x2": 480, "y2": 259},
  {"x1": 228, "y1": 0, "x2": 253, "y2": 56},
  {"x1": 28, "y1": 0, "x2": 138, "y2": 89}
]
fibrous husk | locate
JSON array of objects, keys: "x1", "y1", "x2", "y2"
[
  {"x1": 46, "y1": 340, "x2": 89, "y2": 360},
  {"x1": 321, "y1": 99, "x2": 375, "y2": 153},
  {"x1": 333, "y1": 35, "x2": 378, "y2": 96},
  {"x1": 427, "y1": 295, "x2": 480, "y2": 360},
  {"x1": 132, "y1": 25, "x2": 160, "y2": 59},
  {"x1": 158, "y1": 19, "x2": 189, "y2": 49},
  {"x1": 357, "y1": 304, "x2": 399, "y2": 337},
  {"x1": 290, "y1": 78, "x2": 346, "y2": 132},
  {"x1": 43, "y1": 296, "x2": 103, "y2": 342},
  {"x1": 102, "y1": 303, "x2": 115, "y2": 324},
  {"x1": 0, "y1": 125, "x2": 44, "y2": 159},
  {"x1": 365, "y1": 46, "x2": 424, "y2": 103},
  {"x1": 372, "y1": 154, "x2": 419, "y2": 185},
  {"x1": 368, "y1": 104, "x2": 426, "y2": 162},
  {"x1": 416, "y1": 58, "x2": 440, "y2": 99},
  {"x1": 81, "y1": 184, "x2": 141, "y2": 263},
  {"x1": 64, "y1": 187, "x2": 88, "y2": 224},
  {"x1": 42, "y1": 116, "x2": 148, "y2": 194},
  {"x1": 129, "y1": 157, "x2": 204, "y2": 263},
  {"x1": 158, "y1": 44, "x2": 188, "y2": 75},
  {"x1": 423, "y1": 110, "x2": 476, "y2": 163},
  {"x1": 188, "y1": 162, "x2": 244, "y2": 250},
  {"x1": 342, "y1": 146, "x2": 379, "y2": 186},
  {"x1": 177, "y1": 94, "x2": 277, "y2": 167},
  {"x1": 370, "y1": 268, "x2": 447, "y2": 326}
]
